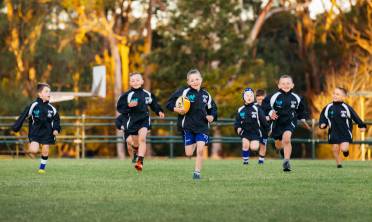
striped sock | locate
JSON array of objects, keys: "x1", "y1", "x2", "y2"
[
  {"x1": 258, "y1": 155, "x2": 265, "y2": 163},
  {"x1": 242, "y1": 150, "x2": 250, "y2": 163},
  {"x1": 39, "y1": 156, "x2": 48, "y2": 170}
]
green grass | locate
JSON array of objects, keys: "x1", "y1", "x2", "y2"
[{"x1": 0, "y1": 159, "x2": 371, "y2": 222}]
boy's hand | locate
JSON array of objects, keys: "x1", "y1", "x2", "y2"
[
  {"x1": 206, "y1": 115, "x2": 214, "y2": 123},
  {"x1": 53, "y1": 130, "x2": 59, "y2": 136},
  {"x1": 159, "y1": 112, "x2": 165, "y2": 119},
  {"x1": 174, "y1": 107, "x2": 185, "y2": 115},
  {"x1": 360, "y1": 128, "x2": 366, "y2": 133},
  {"x1": 320, "y1": 123, "x2": 327, "y2": 129},
  {"x1": 128, "y1": 101, "x2": 138, "y2": 107},
  {"x1": 237, "y1": 128, "x2": 242, "y2": 135},
  {"x1": 269, "y1": 110, "x2": 278, "y2": 120}
]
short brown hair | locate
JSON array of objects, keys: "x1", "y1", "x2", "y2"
[
  {"x1": 129, "y1": 72, "x2": 142, "y2": 78},
  {"x1": 279, "y1": 74, "x2": 293, "y2": 81},
  {"x1": 256, "y1": 89, "x2": 266, "y2": 97},
  {"x1": 37, "y1": 83, "x2": 50, "y2": 92},
  {"x1": 336, "y1": 86, "x2": 348, "y2": 95},
  {"x1": 187, "y1": 69, "x2": 202, "y2": 79}
]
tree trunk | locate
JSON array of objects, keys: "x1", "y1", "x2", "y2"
[{"x1": 109, "y1": 35, "x2": 125, "y2": 159}]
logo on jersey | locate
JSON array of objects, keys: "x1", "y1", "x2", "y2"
[
  {"x1": 47, "y1": 110, "x2": 53, "y2": 118},
  {"x1": 251, "y1": 112, "x2": 257, "y2": 119},
  {"x1": 341, "y1": 110, "x2": 347, "y2": 118},
  {"x1": 202, "y1": 95, "x2": 209, "y2": 103},
  {"x1": 33, "y1": 109, "x2": 40, "y2": 118},
  {"x1": 145, "y1": 97, "x2": 152, "y2": 104},
  {"x1": 239, "y1": 112, "x2": 245, "y2": 119},
  {"x1": 188, "y1": 94, "x2": 196, "y2": 102},
  {"x1": 291, "y1": 101, "x2": 297, "y2": 108},
  {"x1": 275, "y1": 100, "x2": 283, "y2": 107}
]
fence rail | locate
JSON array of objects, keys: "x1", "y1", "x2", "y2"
[{"x1": 1, "y1": 116, "x2": 371, "y2": 159}]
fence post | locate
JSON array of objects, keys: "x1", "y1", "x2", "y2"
[
  {"x1": 311, "y1": 119, "x2": 316, "y2": 159},
  {"x1": 169, "y1": 121, "x2": 174, "y2": 158},
  {"x1": 82, "y1": 114, "x2": 86, "y2": 159}
]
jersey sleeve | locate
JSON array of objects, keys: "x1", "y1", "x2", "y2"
[
  {"x1": 258, "y1": 107, "x2": 269, "y2": 131},
  {"x1": 117, "y1": 93, "x2": 129, "y2": 114},
  {"x1": 297, "y1": 96, "x2": 309, "y2": 120},
  {"x1": 12, "y1": 105, "x2": 31, "y2": 132},
  {"x1": 319, "y1": 106, "x2": 328, "y2": 128},
  {"x1": 52, "y1": 111, "x2": 61, "y2": 132},
  {"x1": 234, "y1": 110, "x2": 242, "y2": 130},
  {"x1": 261, "y1": 94, "x2": 273, "y2": 116},
  {"x1": 149, "y1": 93, "x2": 164, "y2": 116},
  {"x1": 207, "y1": 97, "x2": 218, "y2": 121},
  {"x1": 348, "y1": 105, "x2": 367, "y2": 128}
]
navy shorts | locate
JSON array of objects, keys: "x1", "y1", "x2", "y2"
[
  {"x1": 271, "y1": 121, "x2": 296, "y2": 140},
  {"x1": 259, "y1": 137, "x2": 268, "y2": 145},
  {"x1": 239, "y1": 129, "x2": 261, "y2": 141},
  {"x1": 183, "y1": 130, "x2": 209, "y2": 146}
]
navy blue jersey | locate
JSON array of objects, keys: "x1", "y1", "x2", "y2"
[
  {"x1": 255, "y1": 102, "x2": 270, "y2": 138},
  {"x1": 234, "y1": 103, "x2": 269, "y2": 138},
  {"x1": 12, "y1": 98, "x2": 61, "y2": 144},
  {"x1": 262, "y1": 89, "x2": 308, "y2": 125},
  {"x1": 166, "y1": 87, "x2": 217, "y2": 134},
  {"x1": 116, "y1": 87, "x2": 163, "y2": 131},
  {"x1": 319, "y1": 101, "x2": 366, "y2": 143}
]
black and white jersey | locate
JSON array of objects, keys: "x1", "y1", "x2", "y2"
[
  {"x1": 262, "y1": 89, "x2": 308, "y2": 125},
  {"x1": 234, "y1": 103, "x2": 269, "y2": 138},
  {"x1": 319, "y1": 101, "x2": 366, "y2": 143},
  {"x1": 116, "y1": 87, "x2": 163, "y2": 130},
  {"x1": 166, "y1": 87, "x2": 217, "y2": 134},
  {"x1": 12, "y1": 97, "x2": 61, "y2": 144}
]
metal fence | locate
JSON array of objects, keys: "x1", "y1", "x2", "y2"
[{"x1": 0, "y1": 115, "x2": 371, "y2": 159}]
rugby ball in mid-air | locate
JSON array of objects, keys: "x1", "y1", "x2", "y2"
[{"x1": 175, "y1": 96, "x2": 191, "y2": 114}]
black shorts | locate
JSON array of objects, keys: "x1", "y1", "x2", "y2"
[
  {"x1": 123, "y1": 118, "x2": 151, "y2": 141},
  {"x1": 239, "y1": 129, "x2": 261, "y2": 141},
  {"x1": 29, "y1": 136, "x2": 56, "y2": 145},
  {"x1": 271, "y1": 121, "x2": 296, "y2": 140},
  {"x1": 259, "y1": 137, "x2": 268, "y2": 145},
  {"x1": 328, "y1": 133, "x2": 352, "y2": 144}
]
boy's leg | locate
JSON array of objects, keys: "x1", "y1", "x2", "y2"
[
  {"x1": 282, "y1": 131, "x2": 292, "y2": 171},
  {"x1": 250, "y1": 140, "x2": 259, "y2": 151},
  {"x1": 194, "y1": 141, "x2": 206, "y2": 174},
  {"x1": 127, "y1": 135, "x2": 139, "y2": 163},
  {"x1": 332, "y1": 144, "x2": 342, "y2": 167},
  {"x1": 185, "y1": 144, "x2": 196, "y2": 157},
  {"x1": 340, "y1": 142, "x2": 350, "y2": 157},
  {"x1": 242, "y1": 138, "x2": 250, "y2": 165},
  {"x1": 38, "y1": 144, "x2": 49, "y2": 174},
  {"x1": 135, "y1": 128, "x2": 148, "y2": 171},
  {"x1": 28, "y1": 142, "x2": 40, "y2": 157},
  {"x1": 258, "y1": 140, "x2": 267, "y2": 164}
]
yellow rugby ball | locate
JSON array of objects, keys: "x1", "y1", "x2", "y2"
[{"x1": 175, "y1": 96, "x2": 191, "y2": 114}]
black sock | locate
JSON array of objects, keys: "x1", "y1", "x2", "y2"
[
  {"x1": 137, "y1": 156, "x2": 144, "y2": 164},
  {"x1": 343, "y1": 151, "x2": 349, "y2": 157}
]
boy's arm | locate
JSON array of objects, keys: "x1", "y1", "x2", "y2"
[
  {"x1": 117, "y1": 94, "x2": 129, "y2": 114},
  {"x1": 207, "y1": 99, "x2": 218, "y2": 121},
  {"x1": 12, "y1": 105, "x2": 30, "y2": 132},
  {"x1": 166, "y1": 88, "x2": 183, "y2": 112},
  {"x1": 261, "y1": 94, "x2": 274, "y2": 117},
  {"x1": 52, "y1": 112, "x2": 61, "y2": 133},
  {"x1": 348, "y1": 105, "x2": 367, "y2": 128},
  {"x1": 234, "y1": 111, "x2": 242, "y2": 132},
  {"x1": 258, "y1": 107, "x2": 269, "y2": 131},
  {"x1": 297, "y1": 96, "x2": 309, "y2": 121},
  {"x1": 319, "y1": 106, "x2": 328, "y2": 129},
  {"x1": 149, "y1": 93, "x2": 164, "y2": 116}
]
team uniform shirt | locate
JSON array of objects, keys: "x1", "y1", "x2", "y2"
[
  {"x1": 166, "y1": 87, "x2": 217, "y2": 145},
  {"x1": 262, "y1": 89, "x2": 308, "y2": 140},
  {"x1": 116, "y1": 87, "x2": 163, "y2": 135},
  {"x1": 234, "y1": 103, "x2": 269, "y2": 141},
  {"x1": 12, "y1": 98, "x2": 61, "y2": 144},
  {"x1": 319, "y1": 101, "x2": 366, "y2": 144},
  {"x1": 255, "y1": 102, "x2": 270, "y2": 145}
]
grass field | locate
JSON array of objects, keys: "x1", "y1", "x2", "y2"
[{"x1": 0, "y1": 159, "x2": 371, "y2": 222}]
